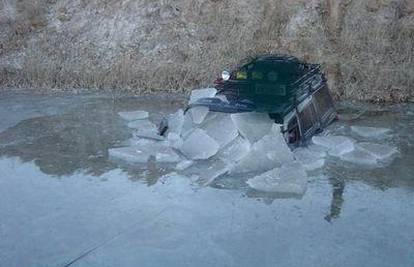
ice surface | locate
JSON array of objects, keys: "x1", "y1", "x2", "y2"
[
  {"x1": 246, "y1": 162, "x2": 308, "y2": 194},
  {"x1": 312, "y1": 135, "x2": 355, "y2": 157},
  {"x1": 202, "y1": 113, "x2": 238, "y2": 148},
  {"x1": 175, "y1": 160, "x2": 194, "y2": 171},
  {"x1": 118, "y1": 110, "x2": 149, "y2": 121},
  {"x1": 179, "y1": 129, "x2": 220, "y2": 160},
  {"x1": 215, "y1": 136, "x2": 251, "y2": 165},
  {"x1": 127, "y1": 119, "x2": 156, "y2": 130},
  {"x1": 231, "y1": 112, "x2": 274, "y2": 143},
  {"x1": 189, "y1": 106, "x2": 209, "y2": 124},
  {"x1": 230, "y1": 125, "x2": 293, "y2": 174},
  {"x1": 189, "y1": 88, "x2": 217, "y2": 104},
  {"x1": 351, "y1": 126, "x2": 391, "y2": 139},
  {"x1": 166, "y1": 109, "x2": 184, "y2": 136}
]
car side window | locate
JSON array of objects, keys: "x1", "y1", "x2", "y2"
[
  {"x1": 287, "y1": 116, "x2": 300, "y2": 144},
  {"x1": 314, "y1": 87, "x2": 333, "y2": 117}
]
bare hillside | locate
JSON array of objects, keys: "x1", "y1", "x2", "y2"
[{"x1": 0, "y1": 0, "x2": 413, "y2": 101}]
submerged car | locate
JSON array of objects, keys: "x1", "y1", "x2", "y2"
[{"x1": 163, "y1": 54, "x2": 337, "y2": 147}]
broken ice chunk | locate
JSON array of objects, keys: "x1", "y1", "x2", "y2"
[
  {"x1": 109, "y1": 146, "x2": 152, "y2": 163},
  {"x1": 119, "y1": 110, "x2": 149, "y2": 121},
  {"x1": 189, "y1": 106, "x2": 209, "y2": 124},
  {"x1": 231, "y1": 112, "x2": 274, "y2": 143},
  {"x1": 181, "y1": 111, "x2": 195, "y2": 139},
  {"x1": 216, "y1": 136, "x2": 251, "y2": 165},
  {"x1": 246, "y1": 162, "x2": 308, "y2": 194},
  {"x1": 189, "y1": 88, "x2": 217, "y2": 104},
  {"x1": 351, "y1": 126, "x2": 391, "y2": 139},
  {"x1": 202, "y1": 113, "x2": 238, "y2": 148},
  {"x1": 127, "y1": 119, "x2": 156, "y2": 130},
  {"x1": 179, "y1": 129, "x2": 219, "y2": 160},
  {"x1": 166, "y1": 109, "x2": 184, "y2": 136},
  {"x1": 183, "y1": 159, "x2": 229, "y2": 186},
  {"x1": 312, "y1": 135, "x2": 355, "y2": 157},
  {"x1": 175, "y1": 160, "x2": 194, "y2": 171},
  {"x1": 339, "y1": 149, "x2": 378, "y2": 166}
]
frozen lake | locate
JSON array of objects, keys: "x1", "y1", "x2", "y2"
[{"x1": 0, "y1": 91, "x2": 413, "y2": 267}]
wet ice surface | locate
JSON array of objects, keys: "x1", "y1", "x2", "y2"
[{"x1": 1, "y1": 92, "x2": 414, "y2": 267}]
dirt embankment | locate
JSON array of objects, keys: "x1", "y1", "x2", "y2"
[{"x1": 0, "y1": 0, "x2": 413, "y2": 101}]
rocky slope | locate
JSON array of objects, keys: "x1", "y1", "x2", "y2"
[{"x1": 0, "y1": 0, "x2": 413, "y2": 101}]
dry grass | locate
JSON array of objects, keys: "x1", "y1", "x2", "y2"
[{"x1": 0, "y1": 0, "x2": 413, "y2": 102}]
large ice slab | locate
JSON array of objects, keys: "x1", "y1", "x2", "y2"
[
  {"x1": 358, "y1": 142, "x2": 398, "y2": 162},
  {"x1": 202, "y1": 113, "x2": 238, "y2": 148},
  {"x1": 118, "y1": 110, "x2": 149, "y2": 121},
  {"x1": 127, "y1": 119, "x2": 156, "y2": 130},
  {"x1": 134, "y1": 129, "x2": 165, "y2": 141},
  {"x1": 166, "y1": 109, "x2": 184, "y2": 136},
  {"x1": 155, "y1": 149, "x2": 181, "y2": 163},
  {"x1": 216, "y1": 136, "x2": 251, "y2": 165},
  {"x1": 312, "y1": 135, "x2": 355, "y2": 157},
  {"x1": 351, "y1": 126, "x2": 391, "y2": 139},
  {"x1": 183, "y1": 159, "x2": 229, "y2": 186},
  {"x1": 109, "y1": 146, "x2": 152, "y2": 163},
  {"x1": 189, "y1": 106, "x2": 209, "y2": 124},
  {"x1": 179, "y1": 129, "x2": 219, "y2": 160},
  {"x1": 230, "y1": 125, "x2": 293, "y2": 174},
  {"x1": 166, "y1": 132, "x2": 183, "y2": 149},
  {"x1": 181, "y1": 111, "x2": 196, "y2": 139},
  {"x1": 246, "y1": 162, "x2": 308, "y2": 194},
  {"x1": 231, "y1": 112, "x2": 274, "y2": 143},
  {"x1": 340, "y1": 142, "x2": 399, "y2": 166},
  {"x1": 189, "y1": 88, "x2": 217, "y2": 104}
]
